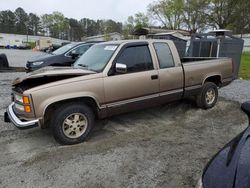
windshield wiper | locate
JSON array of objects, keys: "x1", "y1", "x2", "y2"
[
  {"x1": 76, "y1": 64, "x2": 97, "y2": 72},
  {"x1": 78, "y1": 64, "x2": 88, "y2": 68}
]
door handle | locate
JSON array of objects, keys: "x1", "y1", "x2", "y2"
[{"x1": 151, "y1": 75, "x2": 158, "y2": 80}]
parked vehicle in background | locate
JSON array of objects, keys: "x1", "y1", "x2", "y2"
[
  {"x1": 41, "y1": 44, "x2": 64, "y2": 53},
  {"x1": 26, "y1": 41, "x2": 101, "y2": 72},
  {"x1": 5, "y1": 40, "x2": 234, "y2": 145},
  {"x1": 197, "y1": 101, "x2": 250, "y2": 188}
]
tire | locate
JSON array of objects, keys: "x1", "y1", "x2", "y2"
[
  {"x1": 51, "y1": 103, "x2": 95, "y2": 145},
  {"x1": 196, "y1": 82, "x2": 218, "y2": 109}
]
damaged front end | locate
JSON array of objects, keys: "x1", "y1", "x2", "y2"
[
  {"x1": 5, "y1": 67, "x2": 96, "y2": 129},
  {"x1": 12, "y1": 67, "x2": 96, "y2": 91}
]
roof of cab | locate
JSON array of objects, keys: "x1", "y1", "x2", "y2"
[{"x1": 96, "y1": 39, "x2": 172, "y2": 45}]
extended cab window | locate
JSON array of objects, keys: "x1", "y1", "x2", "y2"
[
  {"x1": 153, "y1": 43, "x2": 174, "y2": 69},
  {"x1": 116, "y1": 45, "x2": 153, "y2": 73}
]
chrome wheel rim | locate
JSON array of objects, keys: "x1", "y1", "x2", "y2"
[
  {"x1": 62, "y1": 113, "x2": 88, "y2": 139},
  {"x1": 205, "y1": 88, "x2": 216, "y2": 105}
]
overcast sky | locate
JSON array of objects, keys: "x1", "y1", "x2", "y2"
[{"x1": 0, "y1": 0, "x2": 155, "y2": 22}]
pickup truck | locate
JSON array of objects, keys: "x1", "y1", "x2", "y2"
[{"x1": 4, "y1": 40, "x2": 234, "y2": 145}]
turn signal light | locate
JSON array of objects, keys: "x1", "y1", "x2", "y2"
[
  {"x1": 24, "y1": 105, "x2": 31, "y2": 113},
  {"x1": 23, "y1": 96, "x2": 30, "y2": 104}
]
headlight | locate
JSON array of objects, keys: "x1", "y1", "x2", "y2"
[
  {"x1": 32, "y1": 61, "x2": 44, "y2": 66},
  {"x1": 15, "y1": 103, "x2": 24, "y2": 111},
  {"x1": 14, "y1": 94, "x2": 31, "y2": 112},
  {"x1": 15, "y1": 94, "x2": 23, "y2": 103}
]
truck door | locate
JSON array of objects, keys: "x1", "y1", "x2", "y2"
[
  {"x1": 104, "y1": 43, "x2": 159, "y2": 115},
  {"x1": 153, "y1": 42, "x2": 184, "y2": 102}
]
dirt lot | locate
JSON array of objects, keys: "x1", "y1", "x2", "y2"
[{"x1": 0, "y1": 50, "x2": 249, "y2": 188}]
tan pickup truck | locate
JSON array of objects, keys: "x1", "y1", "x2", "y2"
[{"x1": 4, "y1": 40, "x2": 234, "y2": 144}]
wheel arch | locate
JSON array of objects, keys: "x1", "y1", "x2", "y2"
[
  {"x1": 42, "y1": 96, "x2": 103, "y2": 128},
  {"x1": 203, "y1": 75, "x2": 222, "y2": 87}
]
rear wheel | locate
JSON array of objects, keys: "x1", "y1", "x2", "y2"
[
  {"x1": 196, "y1": 82, "x2": 218, "y2": 109},
  {"x1": 51, "y1": 103, "x2": 94, "y2": 145}
]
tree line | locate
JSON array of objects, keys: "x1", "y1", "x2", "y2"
[
  {"x1": 0, "y1": 0, "x2": 250, "y2": 41},
  {"x1": 0, "y1": 7, "x2": 123, "y2": 41},
  {"x1": 124, "y1": 0, "x2": 250, "y2": 35}
]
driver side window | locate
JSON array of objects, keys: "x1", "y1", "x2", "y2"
[{"x1": 116, "y1": 45, "x2": 153, "y2": 73}]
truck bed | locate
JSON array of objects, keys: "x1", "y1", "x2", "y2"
[{"x1": 181, "y1": 57, "x2": 233, "y2": 90}]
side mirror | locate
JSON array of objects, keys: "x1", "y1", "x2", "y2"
[
  {"x1": 242, "y1": 101, "x2": 250, "y2": 122},
  {"x1": 116, "y1": 63, "x2": 127, "y2": 74},
  {"x1": 70, "y1": 50, "x2": 79, "y2": 59}
]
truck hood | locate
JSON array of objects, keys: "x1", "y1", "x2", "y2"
[{"x1": 12, "y1": 66, "x2": 96, "y2": 91}]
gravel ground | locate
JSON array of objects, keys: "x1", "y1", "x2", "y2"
[
  {"x1": 0, "y1": 50, "x2": 249, "y2": 188},
  {"x1": 219, "y1": 79, "x2": 250, "y2": 103}
]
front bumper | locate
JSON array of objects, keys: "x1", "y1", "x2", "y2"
[
  {"x1": 4, "y1": 102, "x2": 39, "y2": 129},
  {"x1": 25, "y1": 66, "x2": 38, "y2": 73},
  {"x1": 26, "y1": 62, "x2": 40, "y2": 72}
]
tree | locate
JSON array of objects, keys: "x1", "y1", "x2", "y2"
[
  {"x1": 67, "y1": 18, "x2": 83, "y2": 41},
  {"x1": 41, "y1": 12, "x2": 68, "y2": 39},
  {"x1": 207, "y1": 0, "x2": 234, "y2": 29},
  {"x1": 79, "y1": 18, "x2": 99, "y2": 37},
  {"x1": 102, "y1": 19, "x2": 122, "y2": 34},
  {"x1": 0, "y1": 10, "x2": 16, "y2": 33},
  {"x1": 123, "y1": 16, "x2": 135, "y2": 39},
  {"x1": 232, "y1": 0, "x2": 250, "y2": 34},
  {"x1": 28, "y1": 13, "x2": 40, "y2": 35},
  {"x1": 14, "y1": 7, "x2": 29, "y2": 34},
  {"x1": 134, "y1": 12, "x2": 149, "y2": 29},
  {"x1": 208, "y1": 0, "x2": 250, "y2": 34},
  {"x1": 148, "y1": 0, "x2": 184, "y2": 29},
  {"x1": 182, "y1": 0, "x2": 210, "y2": 33}
]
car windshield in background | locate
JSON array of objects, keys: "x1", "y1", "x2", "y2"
[
  {"x1": 52, "y1": 43, "x2": 75, "y2": 55},
  {"x1": 74, "y1": 44, "x2": 118, "y2": 72}
]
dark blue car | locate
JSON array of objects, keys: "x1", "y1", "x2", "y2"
[
  {"x1": 26, "y1": 41, "x2": 101, "y2": 72},
  {"x1": 198, "y1": 101, "x2": 250, "y2": 188}
]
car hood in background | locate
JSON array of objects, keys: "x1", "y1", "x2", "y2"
[{"x1": 28, "y1": 53, "x2": 55, "y2": 62}]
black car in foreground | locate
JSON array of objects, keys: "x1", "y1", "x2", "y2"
[
  {"x1": 26, "y1": 41, "x2": 101, "y2": 72},
  {"x1": 198, "y1": 101, "x2": 250, "y2": 188}
]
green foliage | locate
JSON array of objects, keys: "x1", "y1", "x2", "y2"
[
  {"x1": 40, "y1": 12, "x2": 69, "y2": 39},
  {"x1": 240, "y1": 52, "x2": 250, "y2": 80},
  {"x1": 14, "y1": 7, "x2": 29, "y2": 34},
  {"x1": 28, "y1": 13, "x2": 40, "y2": 35},
  {"x1": 147, "y1": 0, "x2": 250, "y2": 34},
  {"x1": 0, "y1": 10, "x2": 16, "y2": 33},
  {"x1": 123, "y1": 12, "x2": 149, "y2": 37},
  {"x1": 27, "y1": 41, "x2": 36, "y2": 49},
  {"x1": 134, "y1": 12, "x2": 149, "y2": 29},
  {"x1": 148, "y1": 0, "x2": 184, "y2": 29},
  {"x1": 0, "y1": 7, "x2": 123, "y2": 41}
]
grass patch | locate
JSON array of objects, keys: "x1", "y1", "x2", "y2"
[{"x1": 239, "y1": 52, "x2": 250, "y2": 80}]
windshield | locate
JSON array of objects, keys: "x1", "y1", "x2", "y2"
[
  {"x1": 74, "y1": 44, "x2": 118, "y2": 72},
  {"x1": 52, "y1": 43, "x2": 76, "y2": 55}
]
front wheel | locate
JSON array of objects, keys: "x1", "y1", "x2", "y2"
[
  {"x1": 51, "y1": 103, "x2": 94, "y2": 145},
  {"x1": 196, "y1": 82, "x2": 218, "y2": 109}
]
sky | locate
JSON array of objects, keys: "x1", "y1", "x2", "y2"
[{"x1": 0, "y1": 0, "x2": 155, "y2": 22}]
